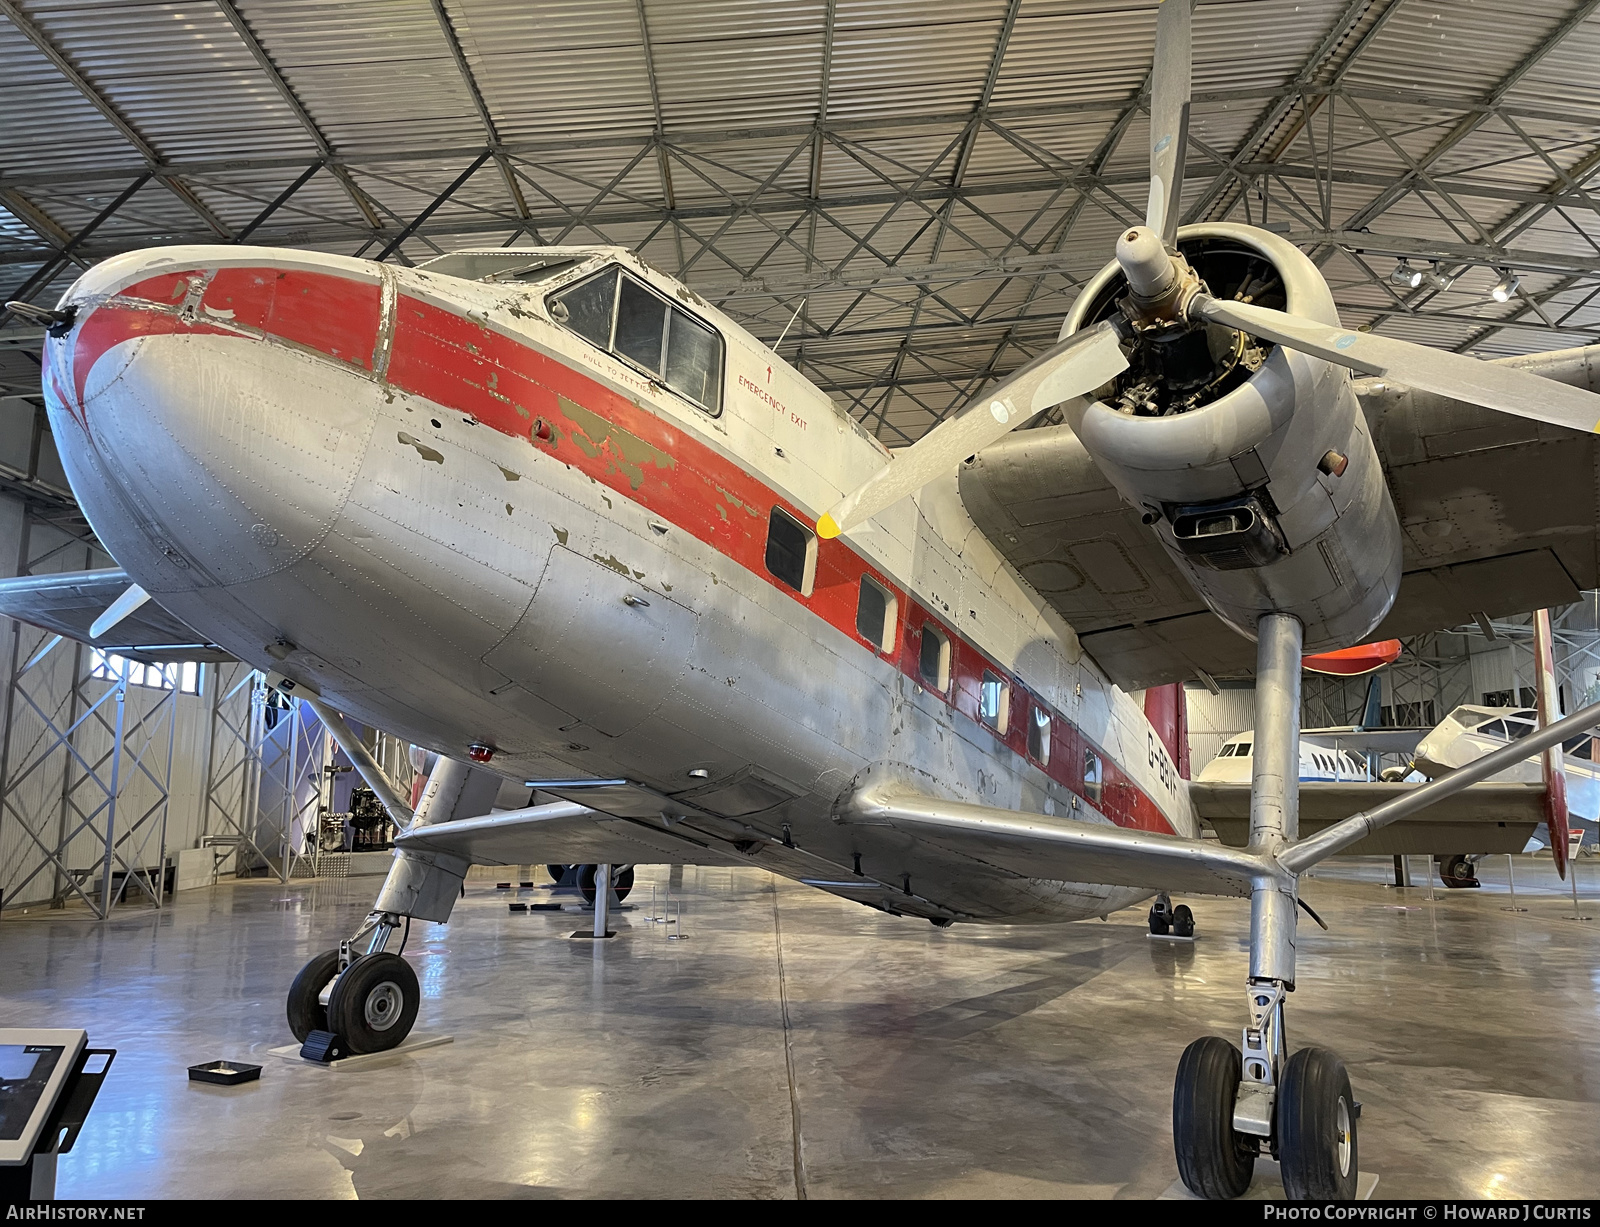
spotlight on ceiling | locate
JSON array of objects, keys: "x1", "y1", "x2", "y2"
[
  {"x1": 1424, "y1": 262, "x2": 1456, "y2": 291},
  {"x1": 1390, "y1": 259, "x2": 1423, "y2": 289},
  {"x1": 1491, "y1": 270, "x2": 1521, "y2": 302}
]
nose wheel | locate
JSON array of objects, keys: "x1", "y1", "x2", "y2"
[
  {"x1": 327, "y1": 952, "x2": 420, "y2": 1054},
  {"x1": 286, "y1": 910, "x2": 423, "y2": 1055}
]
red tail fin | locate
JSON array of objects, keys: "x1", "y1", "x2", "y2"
[
  {"x1": 1534, "y1": 608, "x2": 1570, "y2": 879},
  {"x1": 1145, "y1": 683, "x2": 1190, "y2": 780}
]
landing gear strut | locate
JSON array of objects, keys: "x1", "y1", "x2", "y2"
[{"x1": 1172, "y1": 613, "x2": 1360, "y2": 1200}]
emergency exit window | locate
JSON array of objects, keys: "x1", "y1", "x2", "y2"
[{"x1": 1083, "y1": 748, "x2": 1103, "y2": 804}]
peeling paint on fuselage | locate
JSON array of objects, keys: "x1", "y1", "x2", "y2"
[
  {"x1": 46, "y1": 242, "x2": 1195, "y2": 927},
  {"x1": 560, "y1": 393, "x2": 676, "y2": 491}
]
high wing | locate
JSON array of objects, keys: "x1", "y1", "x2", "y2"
[
  {"x1": 0, "y1": 567, "x2": 232, "y2": 663},
  {"x1": 1190, "y1": 780, "x2": 1542, "y2": 855},
  {"x1": 960, "y1": 344, "x2": 1600, "y2": 689}
]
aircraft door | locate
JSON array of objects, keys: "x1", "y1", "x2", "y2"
[{"x1": 483, "y1": 545, "x2": 698, "y2": 738}]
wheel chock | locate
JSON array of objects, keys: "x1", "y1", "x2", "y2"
[{"x1": 299, "y1": 1030, "x2": 344, "y2": 1063}]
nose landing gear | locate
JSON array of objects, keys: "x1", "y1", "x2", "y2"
[
  {"x1": 285, "y1": 911, "x2": 422, "y2": 1055},
  {"x1": 1149, "y1": 893, "x2": 1196, "y2": 937}
]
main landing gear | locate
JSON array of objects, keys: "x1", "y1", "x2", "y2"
[
  {"x1": 287, "y1": 911, "x2": 422, "y2": 1055},
  {"x1": 547, "y1": 864, "x2": 636, "y2": 904},
  {"x1": 1171, "y1": 613, "x2": 1360, "y2": 1200}
]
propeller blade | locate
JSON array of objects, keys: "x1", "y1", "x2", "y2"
[
  {"x1": 1146, "y1": 0, "x2": 1192, "y2": 245},
  {"x1": 89, "y1": 582, "x2": 150, "y2": 640},
  {"x1": 1193, "y1": 295, "x2": 1600, "y2": 433},
  {"x1": 817, "y1": 321, "x2": 1129, "y2": 539}
]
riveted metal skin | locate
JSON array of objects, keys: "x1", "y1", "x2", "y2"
[{"x1": 42, "y1": 242, "x2": 1198, "y2": 926}]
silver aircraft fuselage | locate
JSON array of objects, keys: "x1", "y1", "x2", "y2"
[{"x1": 41, "y1": 243, "x2": 1195, "y2": 923}]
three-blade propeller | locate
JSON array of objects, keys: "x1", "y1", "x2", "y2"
[{"x1": 813, "y1": 0, "x2": 1600, "y2": 543}]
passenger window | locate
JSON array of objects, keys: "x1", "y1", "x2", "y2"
[
  {"x1": 1028, "y1": 705, "x2": 1051, "y2": 765},
  {"x1": 548, "y1": 267, "x2": 617, "y2": 349},
  {"x1": 918, "y1": 623, "x2": 950, "y2": 692},
  {"x1": 980, "y1": 671, "x2": 1010, "y2": 735},
  {"x1": 614, "y1": 275, "x2": 668, "y2": 374},
  {"x1": 1083, "y1": 748, "x2": 1103, "y2": 804},
  {"x1": 856, "y1": 575, "x2": 896, "y2": 653},
  {"x1": 765, "y1": 506, "x2": 816, "y2": 596},
  {"x1": 548, "y1": 266, "x2": 724, "y2": 415},
  {"x1": 665, "y1": 308, "x2": 722, "y2": 413}
]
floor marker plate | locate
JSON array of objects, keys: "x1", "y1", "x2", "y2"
[
  {"x1": 1159, "y1": 1158, "x2": 1378, "y2": 1200},
  {"x1": 267, "y1": 1033, "x2": 453, "y2": 1070}
]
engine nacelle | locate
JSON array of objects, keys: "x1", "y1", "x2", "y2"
[{"x1": 1060, "y1": 223, "x2": 1402, "y2": 652}]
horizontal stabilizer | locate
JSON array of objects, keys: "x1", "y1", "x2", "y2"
[{"x1": 0, "y1": 568, "x2": 231, "y2": 663}]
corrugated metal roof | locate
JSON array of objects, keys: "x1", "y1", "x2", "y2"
[{"x1": 2, "y1": 0, "x2": 1599, "y2": 437}]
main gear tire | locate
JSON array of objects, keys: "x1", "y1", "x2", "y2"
[
  {"x1": 1277, "y1": 1046, "x2": 1359, "y2": 1200},
  {"x1": 1173, "y1": 1036, "x2": 1257, "y2": 1199},
  {"x1": 1173, "y1": 903, "x2": 1196, "y2": 938}
]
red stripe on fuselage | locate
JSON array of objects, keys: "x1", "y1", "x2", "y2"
[
  {"x1": 70, "y1": 267, "x2": 382, "y2": 418},
  {"x1": 61, "y1": 265, "x2": 1179, "y2": 836},
  {"x1": 201, "y1": 268, "x2": 381, "y2": 371},
  {"x1": 71, "y1": 305, "x2": 233, "y2": 420}
]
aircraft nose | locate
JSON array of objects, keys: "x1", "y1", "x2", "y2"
[{"x1": 43, "y1": 246, "x2": 385, "y2": 590}]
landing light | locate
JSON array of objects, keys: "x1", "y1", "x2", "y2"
[{"x1": 1491, "y1": 270, "x2": 1521, "y2": 302}]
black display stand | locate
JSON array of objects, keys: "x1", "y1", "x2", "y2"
[{"x1": 0, "y1": 1047, "x2": 115, "y2": 1202}]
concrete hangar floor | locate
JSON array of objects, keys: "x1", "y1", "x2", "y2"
[{"x1": 1, "y1": 859, "x2": 1595, "y2": 1200}]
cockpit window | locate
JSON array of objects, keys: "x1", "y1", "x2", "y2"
[
  {"x1": 549, "y1": 266, "x2": 724, "y2": 415},
  {"x1": 552, "y1": 268, "x2": 617, "y2": 350},
  {"x1": 614, "y1": 275, "x2": 668, "y2": 373}
]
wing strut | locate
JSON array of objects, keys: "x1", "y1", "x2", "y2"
[{"x1": 304, "y1": 696, "x2": 415, "y2": 828}]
